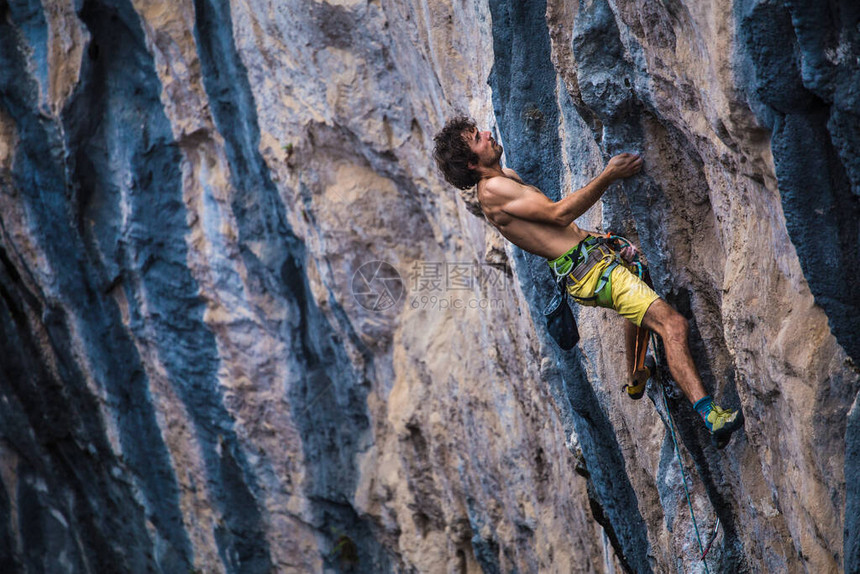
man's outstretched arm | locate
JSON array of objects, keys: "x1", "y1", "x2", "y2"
[{"x1": 488, "y1": 153, "x2": 643, "y2": 226}]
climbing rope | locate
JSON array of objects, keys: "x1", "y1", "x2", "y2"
[{"x1": 653, "y1": 332, "x2": 710, "y2": 573}]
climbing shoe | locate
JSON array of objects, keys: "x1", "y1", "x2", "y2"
[
  {"x1": 623, "y1": 355, "x2": 656, "y2": 400},
  {"x1": 704, "y1": 405, "x2": 745, "y2": 449}
]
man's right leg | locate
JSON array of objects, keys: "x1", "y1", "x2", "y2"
[
  {"x1": 639, "y1": 299, "x2": 706, "y2": 404},
  {"x1": 640, "y1": 299, "x2": 744, "y2": 446}
]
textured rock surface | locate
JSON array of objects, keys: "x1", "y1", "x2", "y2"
[{"x1": 0, "y1": 0, "x2": 858, "y2": 573}]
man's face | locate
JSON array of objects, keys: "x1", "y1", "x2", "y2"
[{"x1": 464, "y1": 127, "x2": 503, "y2": 168}]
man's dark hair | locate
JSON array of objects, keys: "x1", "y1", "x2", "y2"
[{"x1": 433, "y1": 116, "x2": 480, "y2": 190}]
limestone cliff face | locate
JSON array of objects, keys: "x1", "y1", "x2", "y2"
[{"x1": 0, "y1": 0, "x2": 857, "y2": 573}]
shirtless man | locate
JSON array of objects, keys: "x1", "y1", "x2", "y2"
[{"x1": 433, "y1": 116, "x2": 743, "y2": 447}]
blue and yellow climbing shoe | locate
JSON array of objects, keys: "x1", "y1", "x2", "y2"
[{"x1": 695, "y1": 396, "x2": 744, "y2": 449}]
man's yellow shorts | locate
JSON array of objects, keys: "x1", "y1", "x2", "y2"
[{"x1": 565, "y1": 259, "x2": 660, "y2": 327}]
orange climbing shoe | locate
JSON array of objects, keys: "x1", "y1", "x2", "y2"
[{"x1": 623, "y1": 355, "x2": 655, "y2": 400}]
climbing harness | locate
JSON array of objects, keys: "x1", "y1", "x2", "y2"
[{"x1": 550, "y1": 235, "x2": 620, "y2": 303}]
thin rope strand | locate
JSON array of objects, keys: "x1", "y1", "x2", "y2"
[{"x1": 653, "y1": 332, "x2": 711, "y2": 574}]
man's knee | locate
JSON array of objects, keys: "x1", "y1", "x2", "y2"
[
  {"x1": 664, "y1": 311, "x2": 689, "y2": 344},
  {"x1": 644, "y1": 300, "x2": 689, "y2": 342}
]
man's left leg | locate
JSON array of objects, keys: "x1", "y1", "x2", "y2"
[{"x1": 623, "y1": 321, "x2": 652, "y2": 399}]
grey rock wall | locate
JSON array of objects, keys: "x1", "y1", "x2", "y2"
[{"x1": 0, "y1": 0, "x2": 858, "y2": 573}]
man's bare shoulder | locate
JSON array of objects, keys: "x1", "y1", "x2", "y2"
[
  {"x1": 482, "y1": 174, "x2": 524, "y2": 198},
  {"x1": 502, "y1": 167, "x2": 523, "y2": 182}
]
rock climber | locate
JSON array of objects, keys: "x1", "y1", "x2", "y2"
[{"x1": 432, "y1": 116, "x2": 744, "y2": 447}]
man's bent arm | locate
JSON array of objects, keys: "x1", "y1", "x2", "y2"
[
  {"x1": 492, "y1": 153, "x2": 642, "y2": 226},
  {"x1": 491, "y1": 170, "x2": 614, "y2": 226},
  {"x1": 551, "y1": 171, "x2": 615, "y2": 226}
]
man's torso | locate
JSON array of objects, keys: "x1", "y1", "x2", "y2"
[{"x1": 476, "y1": 171, "x2": 590, "y2": 259}]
